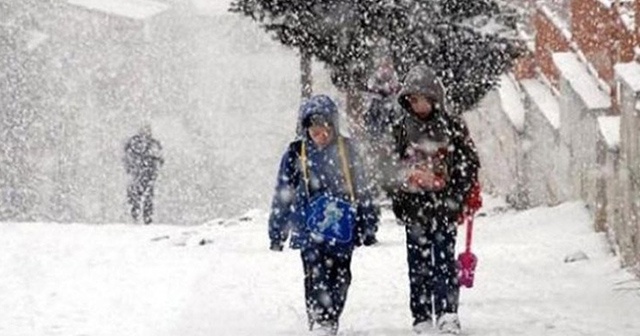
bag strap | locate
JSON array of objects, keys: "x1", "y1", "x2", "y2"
[
  {"x1": 463, "y1": 181, "x2": 481, "y2": 252},
  {"x1": 338, "y1": 136, "x2": 356, "y2": 203},
  {"x1": 300, "y1": 136, "x2": 355, "y2": 202},
  {"x1": 300, "y1": 141, "x2": 310, "y2": 197},
  {"x1": 464, "y1": 211, "x2": 474, "y2": 253}
]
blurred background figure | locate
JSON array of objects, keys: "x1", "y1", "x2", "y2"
[
  {"x1": 362, "y1": 57, "x2": 402, "y2": 201},
  {"x1": 123, "y1": 125, "x2": 164, "y2": 224}
]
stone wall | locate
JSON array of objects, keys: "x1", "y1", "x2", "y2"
[
  {"x1": 554, "y1": 52, "x2": 611, "y2": 215},
  {"x1": 520, "y1": 79, "x2": 571, "y2": 206},
  {"x1": 467, "y1": 56, "x2": 640, "y2": 275},
  {"x1": 465, "y1": 81, "x2": 525, "y2": 208},
  {"x1": 614, "y1": 62, "x2": 640, "y2": 272}
]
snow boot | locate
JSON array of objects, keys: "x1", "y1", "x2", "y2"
[
  {"x1": 437, "y1": 313, "x2": 461, "y2": 334},
  {"x1": 307, "y1": 315, "x2": 314, "y2": 331},
  {"x1": 412, "y1": 319, "x2": 435, "y2": 334},
  {"x1": 310, "y1": 321, "x2": 338, "y2": 336}
]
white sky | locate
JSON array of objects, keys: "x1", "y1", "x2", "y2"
[{"x1": 190, "y1": 0, "x2": 232, "y2": 15}]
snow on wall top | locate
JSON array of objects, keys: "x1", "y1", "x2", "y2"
[
  {"x1": 619, "y1": 9, "x2": 635, "y2": 32},
  {"x1": 552, "y1": 52, "x2": 611, "y2": 110},
  {"x1": 497, "y1": 74, "x2": 526, "y2": 132},
  {"x1": 615, "y1": 62, "x2": 640, "y2": 93},
  {"x1": 594, "y1": 0, "x2": 635, "y2": 31},
  {"x1": 67, "y1": 0, "x2": 169, "y2": 20},
  {"x1": 597, "y1": 0, "x2": 635, "y2": 8},
  {"x1": 521, "y1": 79, "x2": 560, "y2": 130},
  {"x1": 597, "y1": 116, "x2": 620, "y2": 150},
  {"x1": 539, "y1": 3, "x2": 572, "y2": 41},
  {"x1": 596, "y1": 0, "x2": 614, "y2": 8}
]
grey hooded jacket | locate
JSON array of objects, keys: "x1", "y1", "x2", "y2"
[{"x1": 390, "y1": 65, "x2": 480, "y2": 223}]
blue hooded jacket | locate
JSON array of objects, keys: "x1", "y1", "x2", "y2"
[{"x1": 269, "y1": 95, "x2": 379, "y2": 251}]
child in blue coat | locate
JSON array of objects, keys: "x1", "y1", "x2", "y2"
[{"x1": 269, "y1": 95, "x2": 379, "y2": 336}]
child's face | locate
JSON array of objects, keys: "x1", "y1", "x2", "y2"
[
  {"x1": 407, "y1": 94, "x2": 433, "y2": 119},
  {"x1": 308, "y1": 125, "x2": 333, "y2": 148}
]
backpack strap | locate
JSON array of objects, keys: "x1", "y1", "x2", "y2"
[
  {"x1": 300, "y1": 141, "x2": 310, "y2": 197},
  {"x1": 391, "y1": 115, "x2": 409, "y2": 159},
  {"x1": 300, "y1": 137, "x2": 355, "y2": 202},
  {"x1": 337, "y1": 136, "x2": 356, "y2": 203}
]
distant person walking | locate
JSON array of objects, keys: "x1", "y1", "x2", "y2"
[
  {"x1": 362, "y1": 58, "x2": 402, "y2": 198},
  {"x1": 124, "y1": 125, "x2": 164, "y2": 224}
]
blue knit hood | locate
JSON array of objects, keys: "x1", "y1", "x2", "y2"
[{"x1": 298, "y1": 95, "x2": 340, "y2": 134}]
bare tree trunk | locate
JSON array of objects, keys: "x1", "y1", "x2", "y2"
[
  {"x1": 295, "y1": 50, "x2": 313, "y2": 136},
  {"x1": 345, "y1": 85, "x2": 365, "y2": 138},
  {"x1": 300, "y1": 50, "x2": 312, "y2": 100}
]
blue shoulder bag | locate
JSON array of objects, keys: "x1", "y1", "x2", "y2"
[{"x1": 300, "y1": 137, "x2": 357, "y2": 246}]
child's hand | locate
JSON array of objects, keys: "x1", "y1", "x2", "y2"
[
  {"x1": 407, "y1": 168, "x2": 446, "y2": 191},
  {"x1": 363, "y1": 234, "x2": 378, "y2": 246}
]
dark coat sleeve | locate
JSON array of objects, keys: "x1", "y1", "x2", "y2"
[
  {"x1": 268, "y1": 141, "x2": 302, "y2": 247},
  {"x1": 446, "y1": 116, "x2": 480, "y2": 206},
  {"x1": 123, "y1": 137, "x2": 138, "y2": 175}
]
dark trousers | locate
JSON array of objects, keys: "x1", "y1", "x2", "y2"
[
  {"x1": 301, "y1": 245, "x2": 353, "y2": 327},
  {"x1": 127, "y1": 178, "x2": 155, "y2": 224},
  {"x1": 405, "y1": 219, "x2": 459, "y2": 324}
]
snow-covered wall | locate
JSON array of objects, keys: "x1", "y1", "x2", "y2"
[
  {"x1": 467, "y1": 56, "x2": 640, "y2": 273},
  {"x1": 596, "y1": 116, "x2": 620, "y2": 238},
  {"x1": 465, "y1": 78, "x2": 526, "y2": 207},
  {"x1": 469, "y1": 53, "x2": 608, "y2": 213},
  {"x1": 554, "y1": 52, "x2": 610, "y2": 212},
  {"x1": 613, "y1": 62, "x2": 640, "y2": 270},
  {"x1": 521, "y1": 79, "x2": 571, "y2": 206}
]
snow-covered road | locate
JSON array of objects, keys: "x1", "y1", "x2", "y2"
[{"x1": 2, "y1": 196, "x2": 639, "y2": 336}]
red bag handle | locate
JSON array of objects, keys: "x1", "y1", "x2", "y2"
[
  {"x1": 464, "y1": 211, "x2": 474, "y2": 253},
  {"x1": 462, "y1": 181, "x2": 481, "y2": 252}
]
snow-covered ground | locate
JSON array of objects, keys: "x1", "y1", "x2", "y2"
[{"x1": 2, "y1": 196, "x2": 639, "y2": 336}]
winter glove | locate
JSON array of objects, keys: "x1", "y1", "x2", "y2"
[
  {"x1": 356, "y1": 226, "x2": 378, "y2": 247},
  {"x1": 458, "y1": 181, "x2": 482, "y2": 225},
  {"x1": 270, "y1": 240, "x2": 284, "y2": 252},
  {"x1": 363, "y1": 234, "x2": 378, "y2": 246},
  {"x1": 466, "y1": 181, "x2": 483, "y2": 213}
]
